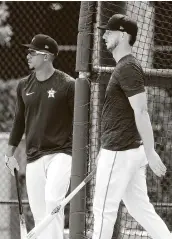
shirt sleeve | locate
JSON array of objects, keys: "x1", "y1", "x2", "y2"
[
  {"x1": 8, "y1": 81, "x2": 25, "y2": 147},
  {"x1": 67, "y1": 79, "x2": 75, "y2": 117},
  {"x1": 119, "y1": 63, "x2": 145, "y2": 97}
]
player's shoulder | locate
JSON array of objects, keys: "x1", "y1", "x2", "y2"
[
  {"x1": 123, "y1": 55, "x2": 141, "y2": 68},
  {"x1": 55, "y1": 69, "x2": 75, "y2": 84},
  {"x1": 17, "y1": 73, "x2": 34, "y2": 89},
  {"x1": 118, "y1": 54, "x2": 135, "y2": 65},
  {"x1": 118, "y1": 55, "x2": 143, "y2": 73}
]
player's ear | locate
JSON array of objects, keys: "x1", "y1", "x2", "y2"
[
  {"x1": 121, "y1": 32, "x2": 125, "y2": 39},
  {"x1": 44, "y1": 54, "x2": 49, "y2": 61},
  {"x1": 122, "y1": 32, "x2": 128, "y2": 42}
]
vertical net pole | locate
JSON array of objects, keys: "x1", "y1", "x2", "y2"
[
  {"x1": 69, "y1": 2, "x2": 96, "y2": 239},
  {"x1": 70, "y1": 73, "x2": 90, "y2": 239}
]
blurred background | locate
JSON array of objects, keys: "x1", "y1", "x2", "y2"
[{"x1": 0, "y1": 2, "x2": 80, "y2": 239}]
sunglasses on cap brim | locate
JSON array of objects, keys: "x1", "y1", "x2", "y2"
[{"x1": 27, "y1": 49, "x2": 54, "y2": 55}]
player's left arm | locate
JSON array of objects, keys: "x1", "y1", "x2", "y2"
[
  {"x1": 119, "y1": 63, "x2": 166, "y2": 177},
  {"x1": 128, "y1": 92, "x2": 155, "y2": 156},
  {"x1": 129, "y1": 91, "x2": 166, "y2": 177},
  {"x1": 119, "y1": 62, "x2": 154, "y2": 156}
]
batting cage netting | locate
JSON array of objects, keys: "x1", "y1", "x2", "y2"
[
  {"x1": 70, "y1": 1, "x2": 172, "y2": 239},
  {"x1": 0, "y1": 2, "x2": 80, "y2": 239}
]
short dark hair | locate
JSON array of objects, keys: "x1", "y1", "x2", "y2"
[{"x1": 129, "y1": 34, "x2": 136, "y2": 46}]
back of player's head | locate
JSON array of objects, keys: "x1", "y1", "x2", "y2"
[{"x1": 98, "y1": 14, "x2": 138, "y2": 46}]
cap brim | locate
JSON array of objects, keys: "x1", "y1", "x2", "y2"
[
  {"x1": 97, "y1": 25, "x2": 107, "y2": 30},
  {"x1": 21, "y1": 43, "x2": 57, "y2": 55},
  {"x1": 21, "y1": 44, "x2": 40, "y2": 51}
]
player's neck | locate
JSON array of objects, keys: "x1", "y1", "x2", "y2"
[
  {"x1": 35, "y1": 64, "x2": 55, "y2": 82},
  {"x1": 112, "y1": 44, "x2": 132, "y2": 63}
]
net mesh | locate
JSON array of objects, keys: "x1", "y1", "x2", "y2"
[
  {"x1": 81, "y1": 1, "x2": 172, "y2": 239},
  {"x1": 0, "y1": 1, "x2": 80, "y2": 80}
]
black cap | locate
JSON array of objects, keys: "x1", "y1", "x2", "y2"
[
  {"x1": 98, "y1": 14, "x2": 138, "y2": 37},
  {"x1": 22, "y1": 34, "x2": 59, "y2": 55}
]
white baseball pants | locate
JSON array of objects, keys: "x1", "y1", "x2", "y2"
[
  {"x1": 26, "y1": 153, "x2": 72, "y2": 239},
  {"x1": 93, "y1": 146, "x2": 171, "y2": 239}
]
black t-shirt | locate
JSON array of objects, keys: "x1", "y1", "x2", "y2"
[
  {"x1": 9, "y1": 69, "x2": 75, "y2": 162},
  {"x1": 101, "y1": 54, "x2": 145, "y2": 151}
]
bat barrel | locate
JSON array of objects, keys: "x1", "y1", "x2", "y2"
[{"x1": 27, "y1": 214, "x2": 55, "y2": 239}]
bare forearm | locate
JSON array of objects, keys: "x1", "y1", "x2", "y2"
[
  {"x1": 5, "y1": 145, "x2": 17, "y2": 157},
  {"x1": 134, "y1": 110, "x2": 155, "y2": 156}
]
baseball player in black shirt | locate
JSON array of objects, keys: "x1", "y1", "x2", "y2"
[
  {"x1": 5, "y1": 34, "x2": 75, "y2": 239},
  {"x1": 92, "y1": 14, "x2": 171, "y2": 239}
]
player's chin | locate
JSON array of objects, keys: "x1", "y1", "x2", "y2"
[
  {"x1": 106, "y1": 44, "x2": 111, "y2": 51},
  {"x1": 108, "y1": 44, "x2": 116, "y2": 52},
  {"x1": 28, "y1": 62, "x2": 33, "y2": 69},
  {"x1": 107, "y1": 45, "x2": 114, "y2": 53}
]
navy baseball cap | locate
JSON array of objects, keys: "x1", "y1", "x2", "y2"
[
  {"x1": 98, "y1": 14, "x2": 138, "y2": 38},
  {"x1": 22, "y1": 34, "x2": 59, "y2": 55}
]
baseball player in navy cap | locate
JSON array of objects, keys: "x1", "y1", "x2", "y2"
[
  {"x1": 92, "y1": 14, "x2": 171, "y2": 239},
  {"x1": 5, "y1": 34, "x2": 75, "y2": 239}
]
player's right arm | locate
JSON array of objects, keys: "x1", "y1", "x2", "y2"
[{"x1": 5, "y1": 81, "x2": 25, "y2": 175}]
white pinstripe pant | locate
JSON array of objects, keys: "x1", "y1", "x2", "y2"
[
  {"x1": 26, "y1": 153, "x2": 72, "y2": 239},
  {"x1": 93, "y1": 146, "x2": 171, "y2": 239}
]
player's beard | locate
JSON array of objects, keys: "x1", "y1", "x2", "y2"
[{"x1": 107, "y1": 39, "x2": 119, "y2": 53}]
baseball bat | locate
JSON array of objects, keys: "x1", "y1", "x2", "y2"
[
  {"x1": 26, "y1": 168, "x2": 96, "y2": 239},
  {"x1": 14, "y1": 168, "x2": 28, "y2": 239}
]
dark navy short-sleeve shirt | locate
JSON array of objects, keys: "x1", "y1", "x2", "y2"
[{"x1": 101, "y1": 54, "x2": 145, "y2": 151}]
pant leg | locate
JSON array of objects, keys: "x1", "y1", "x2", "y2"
[
  {"x1": 26, "y1": 158, "x2": 47, "y2": 239},
  {"x1": 44, "y1": 153, "x2": 72, "y2": 239},
  {"x1": 92, "y1": 148, "x2": 142, "y2": 239},
  {"x1": 122, "y1": 163, "x2": 171, "y2": 239}
]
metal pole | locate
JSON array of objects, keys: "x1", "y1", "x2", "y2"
[
  {"x1": 69, "y1": 72, "x2": 90, "y2": 239},
  {"x1": 70, "y1": 2, "x2": 96, "y2": 238}
]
